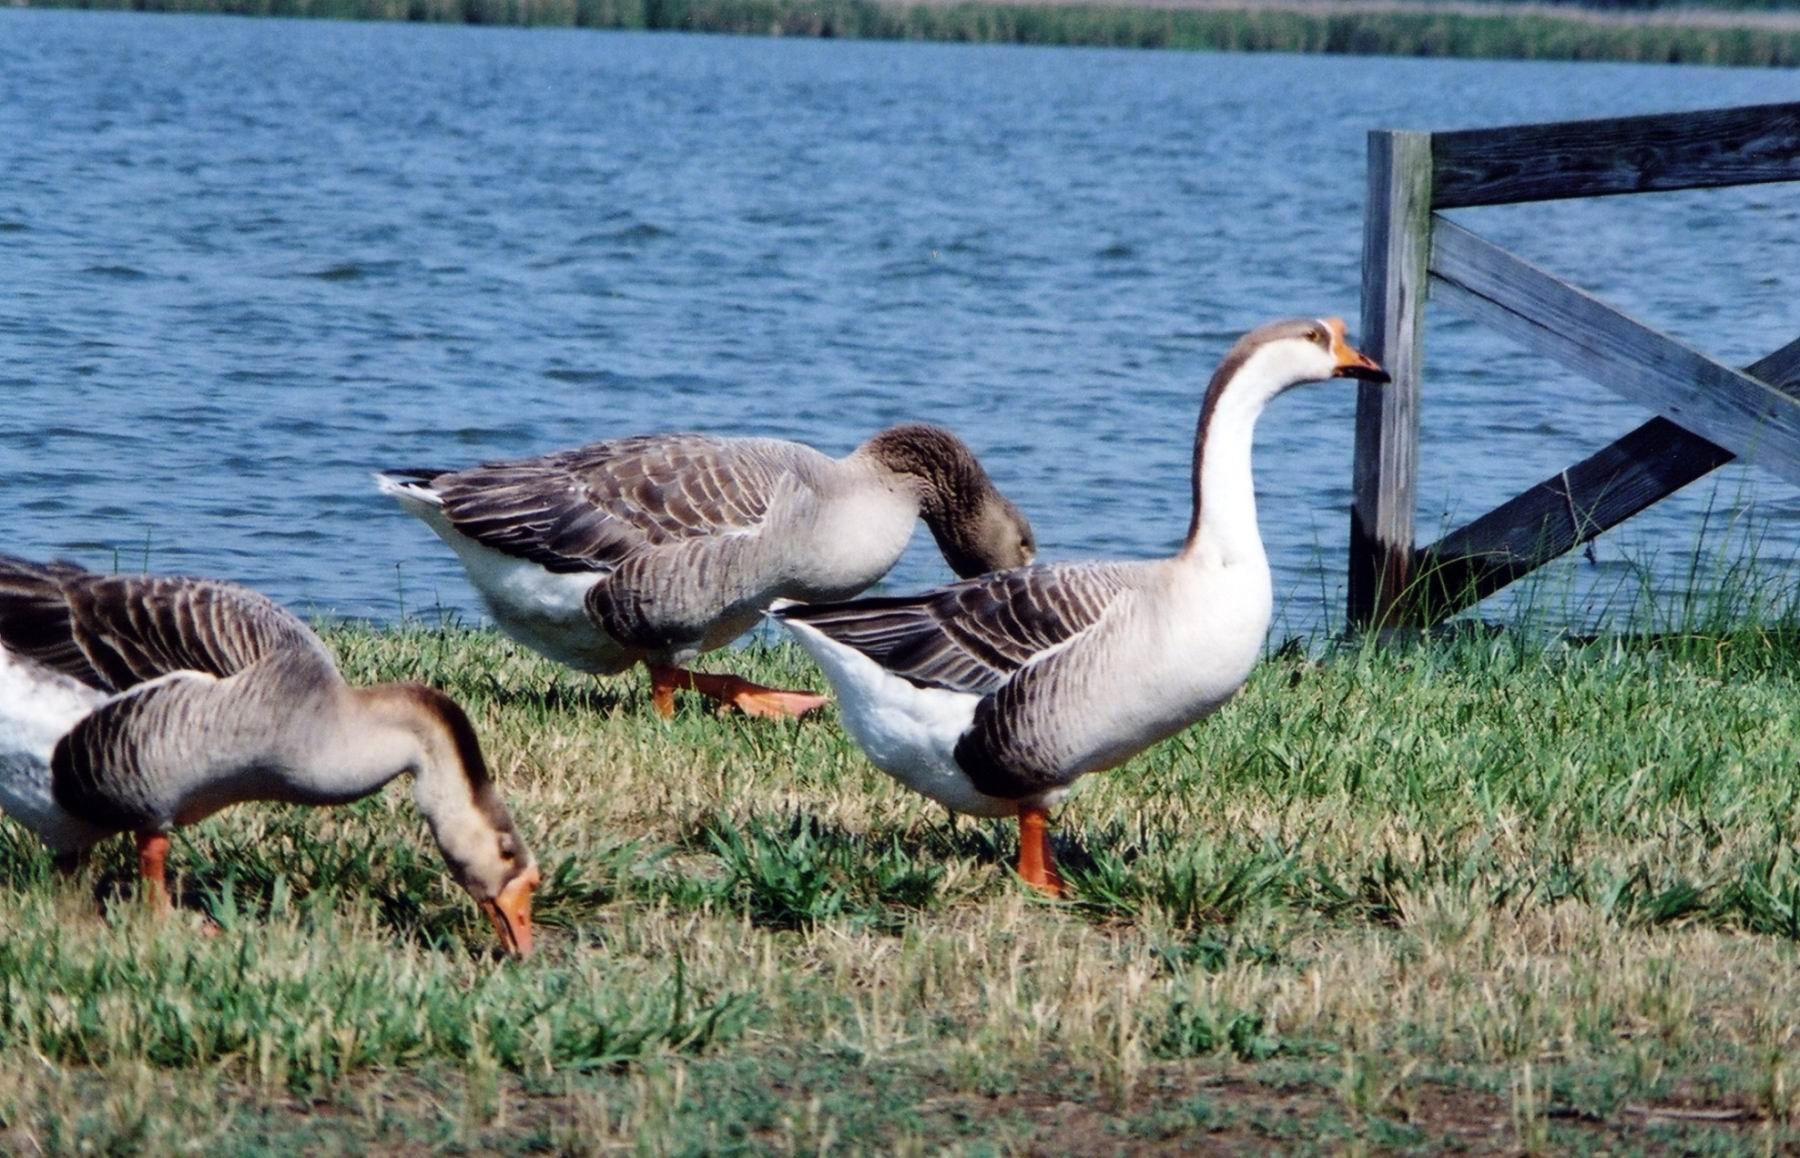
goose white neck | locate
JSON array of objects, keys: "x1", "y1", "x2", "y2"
[{"x1": 1180, "y1": 342, "x2": 1312, "y2": 568}]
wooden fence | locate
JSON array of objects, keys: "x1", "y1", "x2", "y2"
[{"x1": 1348, "y1": 100, "x2": 1800, "y2": 629}]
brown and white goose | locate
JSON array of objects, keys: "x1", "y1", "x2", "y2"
[
  {"x1": 774, "y1": 319, "x2": 1387, "y2": 896},
  {"x1": 0, "y1": 555, "x2": 540, "y2": 955},
  {"x1": 375, "y1": 425, "x2": 1035, "y2": 718}
]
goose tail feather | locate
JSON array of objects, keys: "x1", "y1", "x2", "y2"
[{"x1": 373, "y1": 469, "x2": 450, "y2": 507}]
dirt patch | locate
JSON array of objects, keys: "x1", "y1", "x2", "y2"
[{"x1": 895, "y1": 1061, "x2": 1773, "y2": 1155}]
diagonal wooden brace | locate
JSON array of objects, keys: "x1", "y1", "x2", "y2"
[
  {"x1": 1430, "y1": 218, "x2": 1800, "y2": 482},
  {"x1": 1402, "y1": 218, "x2": 1800, "y2": 622},
  {"x1": 1410, "y1": 337, "x2": 1800, "y2": 622}
]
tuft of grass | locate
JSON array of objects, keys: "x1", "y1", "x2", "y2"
[{"x1": 701, "y1": 810, "x2": 946, "y2": 930}]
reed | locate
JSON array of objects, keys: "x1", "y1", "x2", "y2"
[
  {"x1": 3, "y1": 582, "x2": 1800, "y2": 1147},
  {"x1": 23, "y1": 0, "x2": 1800, "y2": 67}
]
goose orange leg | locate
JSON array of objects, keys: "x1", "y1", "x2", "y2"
[
  {"x1": 136, "y1": 831, "x2": 172, "y2": 913},
  {"x1": 1016, "y1": 807, "x2": 1068, "y2": 898},
  {"x1": 646, "y1": 664, "x2": 829, "y2": 719}
]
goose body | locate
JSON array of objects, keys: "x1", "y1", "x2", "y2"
[
  {"x1": 377, "y1": 426, "x2": 1034, "y2": 717},
  {"x1": 776, "y1": 319, "x2": 1387, "y2": 893},
  {"x1": 0, "y1": 556, "x2": 540, "y2": 954},
  {"x1": 784, "y1": 557, "x2": 1269, "y2": 819}
]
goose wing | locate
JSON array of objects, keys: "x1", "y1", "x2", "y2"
[
  {"x1": 774, "y1": 562, "x2": 1138, "y2": 696},
  {"x1": 49, "y1": 669, "x2": 221, "y2": 831},
  {"x1": 0, "y1": 555, "x2": 324, "y2": 693},
  {"x1": 409, "y1": 435, "x2": 814, "y2": 575}
]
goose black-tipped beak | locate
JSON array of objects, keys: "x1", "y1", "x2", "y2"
[
  {"x1": 1324, "y1": 318, "x2": 1388, "y2": 384},
  {"x1": 482, "y1": 865, "x2": 540, "y2": 958},
  {"x1": 1339, "y1": 361, "x2": 1390, "y2": 384}
]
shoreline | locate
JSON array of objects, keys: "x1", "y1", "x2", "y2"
[{"x1": 16, "y1": 0, "x2": 1800, "y2": 66}]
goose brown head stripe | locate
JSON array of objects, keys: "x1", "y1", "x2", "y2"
[{"x1": 862, "y1": 425, "x2": 1036, "y2": 577}]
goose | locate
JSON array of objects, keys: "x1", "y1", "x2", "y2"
[
  {"x1": 375, "y1": 424, "x2": 1035, "y2": 718},
  {"x1": 773, "y1": 319, "x2": 1387, "y2": 896},
  {"x1": 0, "y1": 555, "x2": 541, "y2": 956}
]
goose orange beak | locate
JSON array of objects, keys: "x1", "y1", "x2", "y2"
[
  {"x1": 481, "y1": 864, "x2": 540, "y2": 958},
  {"x1": 1324, "y1": 317, "x2": 1389, "y2": 383}
]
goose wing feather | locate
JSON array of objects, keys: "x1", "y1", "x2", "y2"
[
  {"x1": 776, "y1": 562, "x2": 1138, "y2": 696},
  {"x1": 423, "y1": 435, "x2": 815, "y2": 575},
  {"x1": 50, "y1": 670, "x2": 221, "y2": 831},
  {"x1": 0, "y1": 554, "x2": 325, "y2": 692}
]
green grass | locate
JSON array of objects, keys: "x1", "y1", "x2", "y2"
[
  {"x1": 5, "y1": 618, "x2": 1800, "y2": 1150},
  {"x1": 21, "y1": 0, "x2": 1800, "y2": 68}
]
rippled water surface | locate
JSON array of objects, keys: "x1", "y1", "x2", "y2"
[{"x1": 5, "y1": 10, "x2": 1800, "y2": 633}]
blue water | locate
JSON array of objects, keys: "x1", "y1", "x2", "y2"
[{"x1": 4, "y1": 9, "x2": 1800, "y2": 635}]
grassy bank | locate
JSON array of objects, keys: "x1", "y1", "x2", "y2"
[
  {"x1": 3, "y1": 620, "x2": 1800, "y2": 1150},
  {"x1": 18, "y1": 0, "x2": 1800, "y2": 66}
]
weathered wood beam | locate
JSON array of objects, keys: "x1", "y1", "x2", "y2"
[
  {"x1": 1408, "y1": 335, "x2": 1800, "y2": 622},
  {"x1": 1429, "y1": 216, "x2": 1800, "y2": 487},
  {"x1": 1349, "y1": 130, "x2": 1432, "y2": 630},
  {"x1": 1431, "y1": 100, "x2": 1800, "y2": 209}
]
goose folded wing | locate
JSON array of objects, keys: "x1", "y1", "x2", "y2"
[
  {"x1": 776, "y1": 562, "x2": 1134, "y2": 696},
  {"x1": 432, "y1": 435, "x2": 793, "y2": 574},
  {"x1": 0, "y1": 555, "x2": 95, "y2": 683},
  {"x1": 0, "y1": 558, "x2": 318, "y2": 692},
  {"x1": 50, "y1": 670, "x2": 221, "y2": 832}
]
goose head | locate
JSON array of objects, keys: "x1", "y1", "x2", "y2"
[
  {"x1": 861, "y1": 424, "x2": 1037, "y2": 577},
  {"x1": 1208, "y1": 317, "x2": 1389, "y2": 415},
  {"x1": 931, "y1": 490, "x2": 1036, "y2": 578},
  {"x1": 392, "y1": 685, "x2": 541, "y2": 958}
]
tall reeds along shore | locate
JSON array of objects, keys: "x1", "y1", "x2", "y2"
[{"x1": 24, "y1": 0, "x2": 1800, "y2": 67}]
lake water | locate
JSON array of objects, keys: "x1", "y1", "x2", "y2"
[{"x1": 4, "y1": 9, "x2": 1800, "y2": 638}]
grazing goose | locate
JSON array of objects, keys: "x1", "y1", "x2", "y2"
[
  {"x1": 375, "y1": 424, "x2": 1035, "y2": 718},
  {"x1": 774, "y1": 319, "x2": 1387, "y2": 896},
  {"x1": 0, "y1": 555, "x2": 541, "y2": 956}
]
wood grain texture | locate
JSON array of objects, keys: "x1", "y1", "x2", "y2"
[
  {"x1": 1429, "y1": 217, "x2": 1800, "y2": 486},
  {"x1": 1431, "y1": 101, "x2": 1800, "y2": 209},
  {"x1": 1349, "y1": 129, "x2": 1433, "y2": 630},
  {"x1": 1407, "y1": 326, "x2": 1800, "y2": 623}
]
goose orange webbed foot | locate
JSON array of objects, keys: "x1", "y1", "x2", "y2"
[
  {"x1": 647, "y1": 665, "x2": 829, "y2": 720},
  {"x1": 718, "y1": 682, "x2": 831, "y2": 719}
]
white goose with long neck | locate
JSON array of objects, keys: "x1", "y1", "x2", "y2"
[{"x1": 773, "y1": 316, "x2": 1388, "y2": 899}]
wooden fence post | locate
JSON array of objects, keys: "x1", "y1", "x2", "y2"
[{"x1": 1349, "y1": 130, "x2": 1433, "y2": 629}]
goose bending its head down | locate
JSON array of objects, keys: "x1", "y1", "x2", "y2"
[
  {"x1": 375, "y1": 424, "x2": 1035, "y2": 719},
  {"x1": 774, "y1": 319, "x2": 1387, "y2": 896},
  {"x1": 0, "y1": 555, "x2": 541, "y2": 956}
]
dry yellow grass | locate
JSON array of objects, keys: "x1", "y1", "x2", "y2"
[{"x1": 0, "y1": 622, "x2": 1798, "y2": 1151}]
